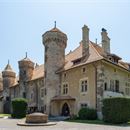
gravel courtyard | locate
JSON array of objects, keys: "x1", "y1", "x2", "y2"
[{"x1": 0, "y1": 118, "x2": 130, "y2": 130}]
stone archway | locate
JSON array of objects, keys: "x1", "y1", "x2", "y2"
[{"x1": 61, "y1": 103, "x2": 70, "y2": 116}]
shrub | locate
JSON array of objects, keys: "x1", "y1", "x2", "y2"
[
  {"x1": 78, "y1": 108, "x2": 97, "y2": 120},
  {"x1": 11, "y1": 98, "x2": 27, "y2": 118},
  {"x1": 102, "y1": 97, "x2": 130, "y2": 124}
]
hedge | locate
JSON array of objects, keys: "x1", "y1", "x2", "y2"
[
  {"x1": 11, "y1": 98, "x2": 27, "y2": 118},
  {"x1": 78, "y1": 108, "x2": 97, "y2": 120},
  {"x1": 102, "y1": 97, "x2": 130, "y2": 124}
]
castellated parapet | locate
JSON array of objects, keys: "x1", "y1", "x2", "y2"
[{"x1": 42, "y1": 27, "x2": 67, "y2": 115}]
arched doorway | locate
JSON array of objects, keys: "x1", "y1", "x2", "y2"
[{"x1": 61, "y1": 103, "x2": 70, "y2": 116}]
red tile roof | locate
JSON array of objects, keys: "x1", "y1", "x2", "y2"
[{"x1": 9, "y1": 41, "x2": 130, "y2": 88}]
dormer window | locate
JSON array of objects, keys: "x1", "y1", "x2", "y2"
[
  {"x1": 109, "y1": 57, "x2": 112, "y2": 61},
  {"x1": 107, "y1": 54, "x2": 121, "y2": 64},
  {"x1": 73, "y1": 59, "x2": 81, "y2": 65},
  {"x1": 72, "y1": 58, "x2": 82, "y2": 65}
]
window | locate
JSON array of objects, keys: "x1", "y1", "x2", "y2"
[
  {"x1": 81, "y1": 103, "x2": 87, "y2": 108},
  {"x1": 6, "y1": 96, "x2": 10, "y2": 101},
  {"x1": 44, "y1": 105, "x2": 46, "y2": 112},
  {"x1": 31, "y1": 92, "x2": 33, "y2": 99},
  {"x1": 64, "y1": 73, "x2": 66, "y2": 79},
  {"x1": 125, "y1": 88, "x2": 130, "y2": 96},
  {"x1": 41, "y1": 88, "x2": 44, "y2": 98},
  {"x1": 104, "y1": 82, "x2": 107, "y2": 90},
  {"x1": 81, "y1": 80, "x2": 88, "y2": 92},
  {"x1": 110, "y1": 80, "x2": 114, "y2": 91},
  {"x1": 63, "y1": 84, "x2": 68, "y2": 95},
  {"x1": 82, "y1": 67, "x2": 86, "y2": 73},
  {"x1": 73, "y1": 58, "x2": 81, "y2": 65},
  {"x1": 23, "y1": 92, "x2": 26, "y2": 98},
  {"x1": 114, "y1": 69, "x2": 117, "y2": 73},
  {"x1": 45, "y1": 88, "x2": 47, "y2": 95},
  {"x1": 115, "y1": 80, "x2": 119, "y2": 92}
]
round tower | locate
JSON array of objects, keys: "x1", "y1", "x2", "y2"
[
  {"x1": 18, "y1": 54, "x2": 34, "y2": 97},
  {"x1": 18, "y1": 54, "x2": 34, "y2": 82},
  {"x1": 42, "y1": 25, "x2": 67, "y2": 114},
  {"x1": 2, "y1": 62, "x2": 16, "y2": 113},
  {"x1": 2, "y1": 62, "x2": 16, "y2": 97}
]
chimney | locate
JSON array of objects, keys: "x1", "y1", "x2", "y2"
[
  {"x1": 101, "y1": 28, "x2": 110, "y2": 53},
  {"x1": 82, "y1": 25, "x2": 89, "y2": 57}
]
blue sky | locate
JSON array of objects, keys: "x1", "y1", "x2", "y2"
[{"x1": 0, "y1": 0, "x2": 130, "y2": 74}]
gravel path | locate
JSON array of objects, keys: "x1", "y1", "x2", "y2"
[{"x1": 0, "y1": 118, "x2": 130, "y2": 130}]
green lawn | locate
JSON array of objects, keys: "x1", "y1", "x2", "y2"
[
  {"x1": 66, "y1": 119, "x2": 130, "y2": 126},
  {"x1": 0, "y1": 114, "x2": 11, "y2": 118}
]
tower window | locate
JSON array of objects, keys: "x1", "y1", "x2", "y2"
[
  {"x1": 110, "y1": 80, "x2": 114, "y2": 91},
  {"x1": 115, "y1": 80, "x2": 119, "y2": 92},
  {"x1": 104, "y1": 82, "x2": 107, "y2": 90},
  {"x1": 44, "y1": 88, "x2": 47, "y2": 95},
  {"x1": 23, "y1": 92, "x2": 26, "y2": 98},
  {"x1": 40, "y1": 88, "x2": 44, "y2": 98}
]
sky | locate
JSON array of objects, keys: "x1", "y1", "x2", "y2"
[{"x1": 0, "y1": 0, "x2": 130, "y2": 74}]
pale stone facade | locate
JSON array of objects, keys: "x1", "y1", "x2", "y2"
[{"x1": 0, "y1": 24, "x2": 130, "y2": 119}]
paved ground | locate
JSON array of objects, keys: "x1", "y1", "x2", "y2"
[{"x1": 0, "y1": 118, "x2": 130, "y2": 130}]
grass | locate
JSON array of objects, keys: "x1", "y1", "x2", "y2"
[
  {"x1": 0, "y1": 114, "x2": 11, "y2": 118},
  {"x1": 66, "y1": 119, "x2": 130, "y2": 126}
]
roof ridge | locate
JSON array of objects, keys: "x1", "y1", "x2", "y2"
[{"x1": 90, "y1": 41, "x2": 104, "y2": 58}]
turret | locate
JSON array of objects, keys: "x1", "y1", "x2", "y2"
[
  {"x1": 18, "y1": 54, "x2": 34, "y2": 98},
  {"x1": 18, "y1": 53, "x2": 34, "y2": 82},
  {"x1": 2, "y1": 61, "x2": 16, "y2": 94},
  {"x1": 101, "y1": 28, "x2": 111, "y2": 53},
  {"x1": 42, "y1": 23, "x2": 67, "y2": 114}
]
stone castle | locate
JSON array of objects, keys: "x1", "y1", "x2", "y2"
[{"x1": 0, "y1": 24, "x2": 130, "y2": 118}]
